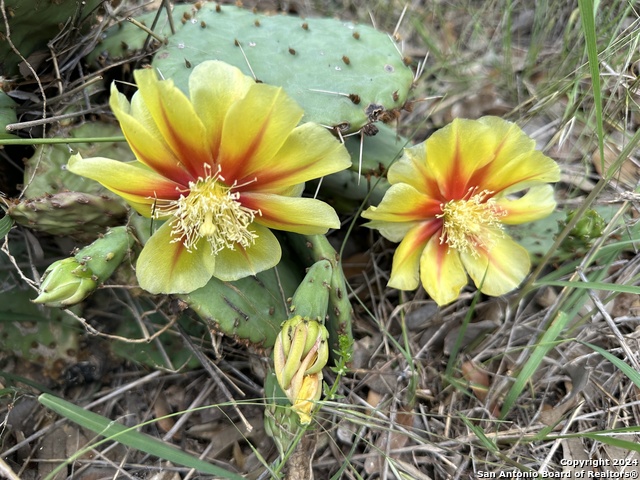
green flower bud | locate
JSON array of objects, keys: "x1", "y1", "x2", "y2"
[
  {"x1": 33, "y1": 257, "x2": 98, "y2": 307},
  {"x1": 33, "y1": 226, "x2": 132, "y2": 308},
  {"x1": 562, "y1": 209, "x2": 606, "y2": 250},
  {"x1": 571, "y1": 209, "x2": 605, "y2": 241}
]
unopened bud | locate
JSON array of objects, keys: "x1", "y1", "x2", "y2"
[
  {"x1": 33, "y1": 226, "x2": 132, "y2": 308},
  {"x1": 273, "y1": 316, "x2": 329, "y2": 424},
  {"x1": 33, "y1": 257, "x2": 98, "y2": 307}
]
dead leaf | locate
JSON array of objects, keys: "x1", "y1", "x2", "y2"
[
  {"x1": 366, "y1": 389, "x2": 383, "y2": 411},
  {"x1": 153, "y1": 392, "x2": 178, "y2": 438},
  {"x1": 461, "y1": 360, "x2": 490, "y2": 402},
  {"x1": 285, "y1": 434, "x2": 317, "y2": 480},
  {"x1": 148, "y1": 463, "x2": 182, "y2": 480},
  {"x1": 233, "y1": 441, "x2": 246, "y2": 471},
  {"x1": 561, "y1": 438, "x2": 591, "y2": 477},
  {"x1": 38, "y1": 425, "x2": 68, "y2": 480}
]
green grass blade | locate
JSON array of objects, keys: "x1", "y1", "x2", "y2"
[
  {"x1": 0, "y1": 371, "x2": 57, "y2": 395},
  {"x1": 460, "y1": 416, "x2": 498, "y2": 453},
  {"x1": 578, "y1": 0, "x2": 605, "y2": 169},
  {"x1": 38, "y1": 393, "x2": 244, "y2": 480},
  {"x1": 536, "y1": 280, "x2": 640, "y2": 295},
  {"x1": 580, "y1": 342, "x2": 640, "y2": 388},
  {"x1": 580, "y1": 434, "x2": 640, "y2": 453},
  {"x1": 500, "y1": 312, "x2": 569, "y2": 419},
  {"x1": 0, "y1": 136, "x2": 126, "y2": 145}
]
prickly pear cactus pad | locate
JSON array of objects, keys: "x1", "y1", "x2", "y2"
[
  {"x1": 344, "y1": 123, "x2": 409, "y2": 175},
  {"x1": 179, "y1": 257, "x2": 301, "y2": 348},
  {"x1": 0, "y1": 300, "x2": 81, "y2": 381},
  {"x1": 152, "y1": 3, "x2": 414, "y2": 133},
  {"x1": 0, "y1": 247, "x2": 81, "y2": 381},
  {"x1": 7, "y1": 123, "x2": 132, "y2": 237}
]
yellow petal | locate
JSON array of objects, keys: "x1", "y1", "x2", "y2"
[
  {"x1": 217, "y1": 83, "x2": 304, "y2": 181},
  {"x1": 425, "y1": 118, "x2": 496, "y2": 199},
  {"x1": 420, "y1": 234, "x2": 468, "y2": 305},
  {"x1": 362, "y1": 219, "x2": 418, "y2": 243},
  {"x1": 134, "y1": 68, "x2": 211, "y2": 178},
  {"x1": 136, "y1": 221, "x2": 217, "y2": 294},
  {"x1": 497, "y1": 185, "x2": 557, "y2": 225},
  {"x1": 240, "y1": 122, "x2": 351, "y2": 190},
  {"x1": 212, "y1": 224, "x2": 281, "y2": 281},
  {"x1": 460, "y1": 232, "x2": 530, "y2": 297},
  {"x1": 486, "y1": 150, "x2": 561, "y2": 194},
  {"x1": 67, "y1": 154, "x2": 182, "y2": 216},
  {"x1": 190, "y1": 61, "x2": 255, "y2": 160},
  {"x1": 478, "y1": 116, "x2": 536, "y2": 169},
  {"x1": 361, "y1": 183, "x2": 441, "y2": 224},
  {"x1": 291, "y1": 373, "x2": 322, "y2": 425},
  {"x1": 241, "y1": 193, "x2": 340, "y2": 234},
  {"x1": 470, "y1": 117, "x2": 561, "y2": 193},
  {"x1": 387, "y1": 222, "x2": 439, "y2": 291},
  {"x1": 260, "y1": 183, "x2": 305, "y2": 197},
  {"x1": 388, "y1": 142, "x2": 443, "y2": 200},
  {"x1": 110, "y1": 83, "x2": 192, "y2": 184}
]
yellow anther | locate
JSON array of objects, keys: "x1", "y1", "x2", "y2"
[
  {"x1": 154, "y1": 168, "x2": 259, "y2": 253},
  {"x1": 437, "y1": 189, "x2": 505, "y2": 255}
]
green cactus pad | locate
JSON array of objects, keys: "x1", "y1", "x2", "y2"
[
  {"x1": 112, "y1": 315, "x2": 205, "y2": 371},
  {"x1": 507, "y1": 204, "x2": 639, "y2": 262},
  {"x1": 343, "y1": 123, "x2": 409, "y2": 175},
  {"x1": 178, "y1": 257, "x2": 301, "y2": 349},
  {"x1": 151, "y1": 4, "x2": 413, "y2": 133},
  {"x1": 8, "y1": 192, "x2": 128, "y2": 236},
  {"x1": 311, "y1": 123, "x2": 408, "y2": 211},
  {"x1": 0, "y1": 299, "x2": 81, "y2": 380},
  {"x1": 8, "y1": 122, "x2": 133, "y2": 236}
]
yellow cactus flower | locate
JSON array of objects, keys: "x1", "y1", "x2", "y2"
[
  {"x1": 68, "y1": 61, "x2": 350, "y2": 294},
  {"x1": 362, "y1": 117, "x2": 561, "y2": 306}
]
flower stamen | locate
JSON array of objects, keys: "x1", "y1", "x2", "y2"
[
  {"x1": 437, "y1": 189, "x2": 506, "y2": 256},
  {"x1": 155, "y1": 166, "x2": 260, "y2": 253}
]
